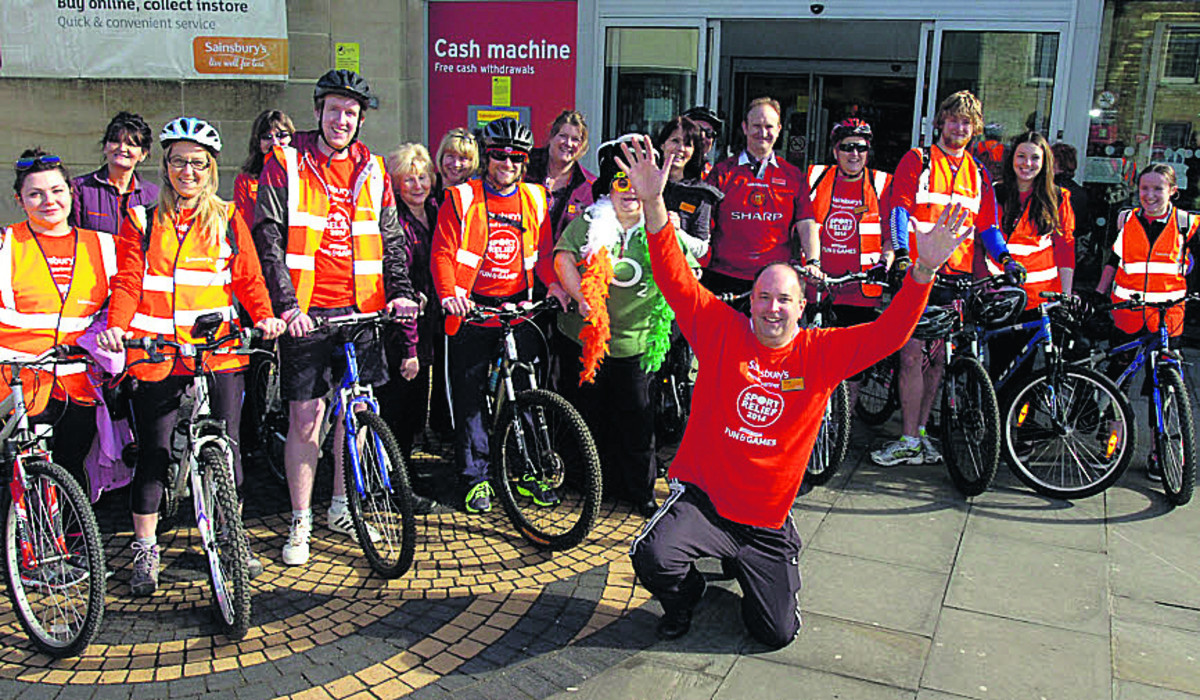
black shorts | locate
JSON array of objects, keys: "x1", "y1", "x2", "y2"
[{"x1": 278, "y1": 306, "x2": 389, "y2": 402}]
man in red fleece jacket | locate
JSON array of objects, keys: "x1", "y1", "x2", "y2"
[{"x1": 617, "y1": 135, "x2": 971, "y2": 647}]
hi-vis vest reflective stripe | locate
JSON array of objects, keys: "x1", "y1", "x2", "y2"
[
  {"x1": 986, "y1": 191, "x2": 1065, "y2": 310},
  {"x1": 126, "y1": 204, "x2": 244, "y2": 382},
  {"x1": 443, "y1": 179, "x2": 547, "y2": 335},
  {"x1": 911, "y1": 147, "x2": 984, "y2": 275},
  {"x1": 0, "y1": 222, "x2": 114, "y2": 414},
  {"x1": 278, "y1": 145, "x2": 386, "y2": 313},
  {"x1": 1111, "y1": 206, "x2": 1198, "y2": 336},
  {"x1": 808, "y1": 165, "x2": 889, "y2": 298}
]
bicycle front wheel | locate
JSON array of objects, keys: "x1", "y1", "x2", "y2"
[
  {"x1": 940, "y1": 357, "x2": 1000, "y2": 497},
  {"x1": 805, "y1": 381, "x2": 851, "y2": 486},
  {"x1": 1004, "y1": 365, "x2": 1135, "y2": 499},
  {"x1": 1156, "y1": 365, "x2": 1196, "y2": 506},
  {"x1": 197, "y1": 444, "x2": 251, "y2": 638},
  {"x1": 492, "y1": 389, "x2": 601, "y2": 550},
  {"x1": 855, "y1": 354, "x2": 899, "y2": 425},
  {"x1": 343, "y1": 410, "x2": 416, "y2": 579},
  {"x1": 2, "y1": 460, "x2": 105, "y2": 657}
]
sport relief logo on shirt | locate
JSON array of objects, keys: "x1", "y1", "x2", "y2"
[
  {"x1": 723, "y1": 359, "x2": 786, "y2": 447},
  {"x1": 480, "y1": 212, "x2": 524, "y2": 282},
  {"x1": 824, "y1": 210, "x2": 857, "y2": 245},
  {"x1": 320, "y1": 184, "x2": 354, "y2": 259}
]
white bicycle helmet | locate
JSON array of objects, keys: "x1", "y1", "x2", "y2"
[{"x1": 159, "y1": 117, "x2": 222, "y2": 153}]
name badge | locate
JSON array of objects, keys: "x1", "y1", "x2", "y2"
[
  {"x1": 853, "y1": 205, "x2": 870, "y2": 214},
  {"x1": 680, "y1": 201, "x2": 697, "y2": 214},
  {"x1": 781, "y1": 377, "x2": 805, "y2": 392}
]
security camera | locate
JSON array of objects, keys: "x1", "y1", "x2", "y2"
[{"x1": 810, "y1": 3, "x2": 825, "y2": 13}]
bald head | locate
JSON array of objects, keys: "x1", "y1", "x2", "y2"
[{"x1": 750, "y1": 263, "x2": 806, "y2": 348}]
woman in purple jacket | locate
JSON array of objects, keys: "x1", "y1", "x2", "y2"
[
  {"x1": 379, "y1": 143, "x2": 448, "y2": 513},
  {"x1": 70, "y1": 111, "x2": 159, "y2": 235},
  {"x1": 525, "y1": 109, "x2": 596, "y2": 241}
]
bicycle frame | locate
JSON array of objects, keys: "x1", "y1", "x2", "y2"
[
  {"x1": 980, "y1": 304, "x2": 1058, "y2": 396},
  {"x1": 1104, "y1": 323, "x2": 1182, "y2": 439},
  {"x1": 325, "y1": 323, "x2": 393, "y2": 500}
]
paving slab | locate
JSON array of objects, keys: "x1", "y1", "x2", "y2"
[
  {"x1": 713, "y1": 657, "x2": 915, "y2": 700},
  {"x1": 964, "y1": 485, "x2": 1108, "y2": 552},
  {"x1": 1108, "y1": 512, "x2": 1200, "y2": 610},
  {"x1": 923, "y1": 607, "x2": 1109, "y2": 700},
  {"x1": 543, "y1": 655, "x2": 723, "y2": 700},
  {"x1": 798, "y1": 549, "x2": 949, "y2": 637},
  {"x1": 946, "y1": 528, "x2": 1109, "y2": 635},
  {"x1": 757, "y1": 611, "x2": 930, "y2": 690},
  {"x1": 808, "y1": 490, "x2": 968, "y2": 573},
  {"x1": 1114, "y1": 618, "x2": 1200, "y2": 695},
  {"x1": 1114, "y1": 680, "x2": 1200, "y2": 699},
  {"x1": 1111, "y1": 595, "x2": 1200, "y2": 635}
]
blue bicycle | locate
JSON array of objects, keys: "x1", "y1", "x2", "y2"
[
  {"x1": 313, "y1": 311, "x2": 416, "y2": 578},
  {"x1": 1076, "y1": 293, "x2": 1198, "y2": 506},
  {"x1": 988, "y1": 294, "x2": 1136, "y2": 499}
]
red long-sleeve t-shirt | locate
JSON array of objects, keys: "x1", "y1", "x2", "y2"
[{"x1": 649, "y1": 219, "x2": 932, "y2": 528}]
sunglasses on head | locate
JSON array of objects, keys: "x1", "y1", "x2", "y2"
[
  {"x1": 15, "y1": 154, "x2": 62, "y2": 171},
  {"x1": 611, "y1": 172, "x2": 633, "y2": 193},
  {"x1": 836, "y1": 142, "x2": 870, "y2": 154},
  {"x1": 488, "y1": 149, "x2": 527, "y2": 164}
]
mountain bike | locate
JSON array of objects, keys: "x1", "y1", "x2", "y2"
[
  {"x1": 311, "y1": 311, "x2": 417, "y2": 578},
  {"x1": 462, "y1": 298, "x2": 601, "y2": 550},
  {"x1": 1076, "y1": 293, "x2": 1199, "y2": 506},
  {"x1": 993, "y1": 293, "x2": 1136, "y2": 499},
  {"x1": 125, "y1": 315, "x2": 256, "y2": 638},
  {"x1": 0, "y1": 346, "x2": 105, "y2": 657}
]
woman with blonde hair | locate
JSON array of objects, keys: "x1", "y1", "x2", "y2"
[
  {"x1": 98, "y1": 118, "x2": 284, "y2": 596},
  {"x1": 432, "y1": 127, "x2": 479, "y2": 206}
]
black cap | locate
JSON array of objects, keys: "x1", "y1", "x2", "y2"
[{"x1": 683, "y1": 106, "x2": 723, "y2": 133}]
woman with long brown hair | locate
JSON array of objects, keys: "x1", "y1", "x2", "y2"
[{"x1": 525, "y1": 109, "x2": 596, "y2": 240}]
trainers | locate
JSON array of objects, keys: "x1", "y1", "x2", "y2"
[
  {"x1": 327, "y1": 507, "x2": 382, "y2": 544},
  {"x1": 465, "y1": 481, "x2": 493, "y2": 514},
  {"x1": 870, "y1": 436, "x2": 924, "y2": 467},
  {"x1": 129, "y1": 540, "x2": 160, "y2": 596},
  {"x1": 920, "y1": 434, "x2": 943, "y2": 464},
  {"x1": 656, "y1": 604, "x2": 694, "y2": 640},
  {"x1": 245, "y1": 533, "x2": 264, "y2": 579},
  {"x1": 281, "y1": 513, "x2": 312, "y2": 567},
  {"x1": 515, "y1": 474, "x2": 560, "y2": 507},
  {"x1": 1146, "y1": 454, "x2": 1163, "y2": 483}
]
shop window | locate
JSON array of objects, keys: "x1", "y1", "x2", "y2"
[
  {"x1": 1028, "y1": 34, "x2": 1057, "y2": 85},
  {"x1": 1162, "y1": 26, "x2": 1200, "y2": 83},
  {"x1": 603, "y1": 27, "x2": 699, "y2": 141}
]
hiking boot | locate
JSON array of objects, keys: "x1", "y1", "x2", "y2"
[
  {"x1": 515, "y1": 474, "x2": 560, "y2": 507},
  {"x1": 465, "y1": 481, "x2": 494, "y2": 514},
  {"x1": 870, "y1": 436, "x2": 924, "y2": 467},
  {"x1": 281, "y1": 513, "x2": 312, "y2": 567},
  {"x1": 129, "y1": 540, "x2": 160, "y2": 596}
]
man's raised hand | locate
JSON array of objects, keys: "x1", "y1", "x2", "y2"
[
  {"x1": 913, "y1": 204, "x2": 973, "y2": 274},
  {"x1": 615, "y1": 135, "x2": 672, "y2": 205}
]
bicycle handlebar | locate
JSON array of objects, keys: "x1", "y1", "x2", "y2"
[
  {"x1": 0, "y1": 344, "x2": 93, "y2": 370},
  {"x1": 797, "y1": 269, "x2": 870, "y2": 292},
  {"x1": 461, "y1": 297, "x2": 562, "y2": 325},
  {"x1": 1104, "y1": 292, "x2": 1200, "y2": 312},
  {"x1": 310, "y1": 309, "x2": 402, "y2": 330},
  {"x1": 124, "y1": 327, "x2": 262, "y2": 360},
  {"x1": 715, "y1": 290, "x2": 750, "y2": 304}
]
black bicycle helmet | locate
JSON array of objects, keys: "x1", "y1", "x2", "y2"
[
  {"x1": 314, "y1": 69, "x2": 379, "y2": 110},
  {"x1": 969, "y1": 286, "x2": 1026, "y2": 328},
  {"x1": 913, "y1": 305, "x2": 957, "y2": 341},
  {"x1": 481, "y1": 117, "x2": 534, "y2": 154},
  {"x1": 683, "y1": 106, "x2": 723, "y2": 134}
]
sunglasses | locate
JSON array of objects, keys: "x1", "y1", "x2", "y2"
[
  {"x1": 488, "y1": 150, "x2": 528, "y2": 164},
  {"x1": 260, "y1": 131, "x2": 292, "y2": 142},
  {"x1": 611, "y1": 173, "x2": 633, "y2": 193},
  {"x1": 836, "y1": 143, "x2": 870, "y2": 154},
  {"x1": 15, "y1": 154, "x2": 62, "y2": 171},
  {"x1": 699, "y1": 126, "x2": 717, "y2": 139}
]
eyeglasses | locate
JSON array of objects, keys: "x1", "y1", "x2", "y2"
[
  {"x1": 15, "y1": 154, "x2": 62, "y2": 171},
  {"x1": 611, "y1": 173, "x2": 633, "y2": 193},
  {"x1": 836, "y1": 143, "x2": 870, "y2": 154},
  {"x1": 167, "y1": 157, "x2": 211, "y2": 171},
  {"x1": 260, "y1": 131, "x2": 292, "y2": 142},
  {"x1": 488, "y1": 150, "x2": 528, "y2": 164}
]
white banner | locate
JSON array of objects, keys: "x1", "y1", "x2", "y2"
[{"x1": 0, "y1": 0, "x2": 288, "y2": 80}]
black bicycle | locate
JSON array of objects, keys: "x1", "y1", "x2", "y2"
[{"x1": 461, "y1": 298, "x2": 601, "y2": 550}]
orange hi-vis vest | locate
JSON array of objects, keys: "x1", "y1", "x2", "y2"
[
  {"x1": 808, "y1": 165, "x2": 889, "y2": 298},
  {"x1": 277, "y1": 145, "x2": 387, "y2": 313},
  {"x1": 126, "y1": 204, "x2": 245, "y2": 382},
  {"x1": 443, "y1": 179, "x2": 547, "y2": 335},
  {"x1": 0, "y1": 223, "x2": 114, "y2": 415},
  {"x1": 910, "y1": 146, "x2": 984, "y2": 275},
  {"x1": 1111, "y1": 206, "x2": 1198, "y2": 336},
  {"x1": 986, "y1": 190, "x2": 1066, "y2": 310}
]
